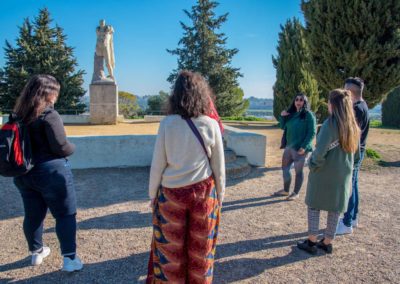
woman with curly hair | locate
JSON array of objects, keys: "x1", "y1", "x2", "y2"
[{"x1": 146, "y1": 70, "x2": 225, "y2": 283}]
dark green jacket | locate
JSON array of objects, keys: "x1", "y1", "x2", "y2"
[
  {"x1": 305, "y1": 118, "x2": 353, "y2": 213},
  {"x1": 279, "y1": 111, "x2": 316, "y2": 152}
]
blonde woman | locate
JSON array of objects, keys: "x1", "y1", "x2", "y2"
[{"x1": 297, "y1": 89, "x2": 360, "y2": 254}]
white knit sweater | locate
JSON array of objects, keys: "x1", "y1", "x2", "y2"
[{"x1": 149, "y1": 115, "x2": 226, "y2": 202}]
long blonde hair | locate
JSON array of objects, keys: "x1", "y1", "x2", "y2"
[{"x1": 329, "y1": 89, "x2": 360, "y2": 153}]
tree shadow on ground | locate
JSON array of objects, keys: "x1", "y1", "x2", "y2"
[
  {"x1": 44, "y1": 211, "x2": 152, "y2": 233},
  {"x1": 214, "y1": 247, "x2": 316, "y2": 283},
  {"x1": 214, "y1": 231, "x2": 322, "y2": 283},
  {"x1": 0, "y1": 166, "x2": 281, "y2": 221},
  {"x1": 378, "y1": 160, "x2": 400, "y2": 167},
  {"x1": 1, "y1": 231, "x2": 322, "y2": 283},
  {"x1": 222, "y1": 195, "x2": 286, "y2": 212},
  {"x1": 227, "y1": 166, "x2": 280, "y2": 187},
  {"x1": 1, "y1": 252, "x2": 149, "y2": 284},
  {"x1": 0, "y1": 167, "x2": 150, "y2": 220}
]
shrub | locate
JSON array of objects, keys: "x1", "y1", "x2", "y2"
[
  {"x1": 365, "y1": 148, "x2": 381, "y2": 160},
  {"x1": 382, "y1": 87, "x2": 400, "y2": 128}
]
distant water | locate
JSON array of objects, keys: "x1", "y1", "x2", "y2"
[{"x1": 246, "y1": 104, "x2": 382, "y2": 121}]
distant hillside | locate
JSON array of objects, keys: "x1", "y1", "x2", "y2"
[{"x1": 247, "y1": 96, "x2": 273, "y2": 110}]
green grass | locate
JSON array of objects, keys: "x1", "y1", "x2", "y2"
[
  {"x1": 221, "y1": 116, "x2": 268, "y2": 121},
  {"x1": 370, "y1": 119, "x2": 400, "y2": 130},
  {"x1": 370, "y1": 120, "x2": 382, "y2": 128},
  {"x1": 365, "y1": 148, "x2": 381, "y2": 160}
]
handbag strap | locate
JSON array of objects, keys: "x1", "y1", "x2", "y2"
[{"x1": 184, "y1": 118, "x2": 211, "y2": 164}]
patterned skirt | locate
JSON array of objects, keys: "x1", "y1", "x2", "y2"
[{"x1": 146, "y1": 176, "x2": 220, "y2": 284}]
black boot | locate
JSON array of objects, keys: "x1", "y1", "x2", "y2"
[{"x1": 317, "y1": 238, "x2": 333, "y2": 254}]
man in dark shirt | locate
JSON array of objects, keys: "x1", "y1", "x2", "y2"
[{"x1": 337, "y1": 77, "x2": 370, "y2": 235}]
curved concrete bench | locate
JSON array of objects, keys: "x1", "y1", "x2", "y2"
[{"x1": 66, "y1": 125, "x2": 266, "y2": 169}]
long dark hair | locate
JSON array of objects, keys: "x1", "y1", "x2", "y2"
[
  {"x1": 168, "y1": 70, "x2": 212, "y2": 118},
  {"x1": 13, "y1": 75, "x2": 60, "y2": 124},
  {"x1": 287, "y1": 93, "x2": 310, "y2": 119}
]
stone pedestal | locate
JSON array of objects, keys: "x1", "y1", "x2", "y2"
[{"x1": 90, "y1": 82, "x2": 118, "y2": 124}]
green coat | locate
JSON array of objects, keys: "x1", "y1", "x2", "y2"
[
  {"x1": 305, "y1": 118, "x2": 353, "y2": 213},
  {"x1": 279, "y1": 111, "x2": 316, "y2": 153}
]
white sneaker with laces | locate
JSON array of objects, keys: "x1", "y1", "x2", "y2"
[
  {"x1": 62, "y1": 255, "x2": 83, "y2": 272},
  {"x1": 31, "y1": 246, "x2": 51, "y2": 266},
  {"x1": 336, "y1": 219, "x2": 353, "y2": 235}
]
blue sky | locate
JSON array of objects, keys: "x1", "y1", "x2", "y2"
[{"x1": 0, "y1": 0, "x2": 304, "y2": 99}]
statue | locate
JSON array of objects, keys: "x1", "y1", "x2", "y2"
[{"x1": 92, "y1": 19, "x2": 115, "y2": 83}]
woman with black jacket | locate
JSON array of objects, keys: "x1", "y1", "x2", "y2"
[{"x1": 13, "y1": 75, "x2": 83, "y2": 272}]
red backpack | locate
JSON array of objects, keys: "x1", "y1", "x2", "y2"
[{"x1": 0, "y1": 113, "x2": 34, "y2": 177}]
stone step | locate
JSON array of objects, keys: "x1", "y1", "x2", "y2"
[
  {"x1": 226, "y1": 156, "x2": 251, "y2": 179},
  {"x1": 224, "y1": 149, "x2": 237, "y2": 163}
]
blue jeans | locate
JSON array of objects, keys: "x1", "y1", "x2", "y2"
[
  {"x1": 343, "y1": 149, "x2": 365, "y2": 227},
  {"x1": 14, "y1": 158, "x2": 77, "y2": 255}
]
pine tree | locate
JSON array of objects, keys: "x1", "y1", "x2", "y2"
[
  {"x1": 301, "y1": 0, "x2": 400, "y2": 108},
  {"x1": 0, "y1": 8, "x2": 86, "y2": 113},
  {"x1": 382, "y1": 87, "x2": 400, "y2": 128},
  {"x1": 272, "y1": 18, "x2": 323, "y2": 121},
  {"x1": 167, "y1": 0, "x2": 248, "y2": 116}
]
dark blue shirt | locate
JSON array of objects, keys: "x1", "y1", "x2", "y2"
[{"x1": 354, "y1": 100, "x2": 370, "y2": 150}]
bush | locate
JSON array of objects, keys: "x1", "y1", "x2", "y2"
[
  {"x1": 365, "y1": 148, "x2": 381, "y2": 160},
  {"x1": 370, "y1": 120, "x2": 382, "y2": 128},
  {"x1": 382, "y1": 87, "x2": 400, "y2": 128}
]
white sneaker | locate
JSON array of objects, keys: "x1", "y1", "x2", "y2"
[
  {"x1": 336, "y1": 219, "x2": 353, "y2": 235},
  {"x1": 31, "y1": 246, "x2": 51, "y2": 266},
  {"x1": 352, "y1": 217, "x2": 359, "y2": 228},
  {"x1": 62, "y1": 255, "x2": 83, "y2": 272},
  {"x1": 286, "y1": 193, "x2": 299, "y2": 201}
]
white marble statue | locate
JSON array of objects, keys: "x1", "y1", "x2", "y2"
[{"x1": 92, "y1": 19, "x2": 115, "y2": 83}]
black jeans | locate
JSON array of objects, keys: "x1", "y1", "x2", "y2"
[{"x1": 14, "y1": 158, "x2": 77, "y2": 255}]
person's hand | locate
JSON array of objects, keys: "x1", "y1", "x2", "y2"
[
  {"x1": 297, "y1": 148, "x2": 305, "y2": 155},
  {"x1": 281, "y1": 110, "x2": 289, "y2": 116}
]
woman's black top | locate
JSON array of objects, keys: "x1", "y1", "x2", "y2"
[{"x1": 29, "y1": 107, "x2": 75, "y2": 163}]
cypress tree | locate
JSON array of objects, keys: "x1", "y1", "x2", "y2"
[
  {"x1": 272, "y1": 18, "x2": 323, "y2": 120},
  {"x1": 301, "y1": 0, "x2": 400, "y2": 108},
  {"x1": 167, "y1": 0, "x2": 248, "y2": 116},
  {"x1": 0, "y1": 8, "x2": 86, "y2": 113},
  {"x1": 382, "y1": 87, "x2": 400, "y2": 128}
]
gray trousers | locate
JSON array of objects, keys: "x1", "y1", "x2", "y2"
[{"x1": 282, "y1": 148, "x2": 308, "y2": 194}]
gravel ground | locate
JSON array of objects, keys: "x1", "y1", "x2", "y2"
[{"x1": 1, "y1": 164, "x2": 399, "y2": 283}]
